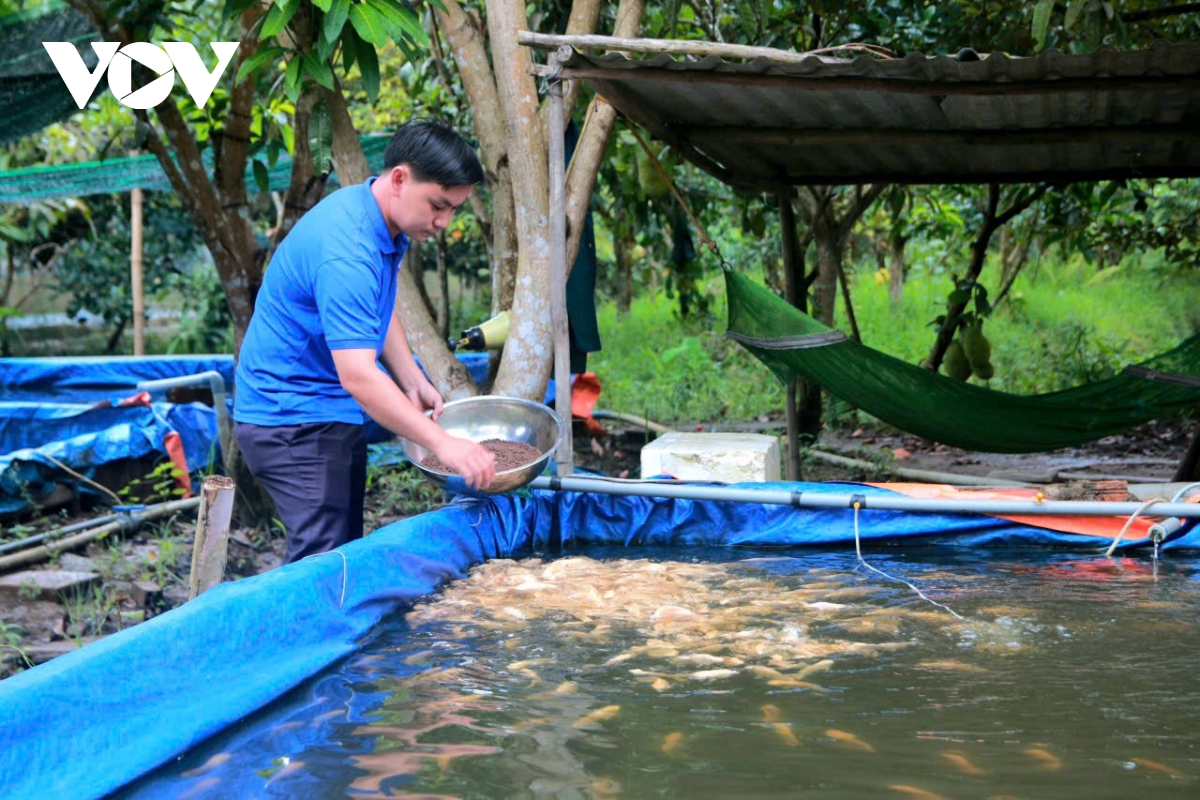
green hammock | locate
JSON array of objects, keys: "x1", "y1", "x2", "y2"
[{"x1": 724, "y1": 270, "x2": 1200, "y2": 453}]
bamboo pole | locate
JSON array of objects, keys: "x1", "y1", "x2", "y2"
[
  {"x1": 188, "y1": 476, "x2": 236, "y2": 600},
  {"x1": 548, "y1": 77, "x2": 574, "y2": 477},
  {"x1": 516, "y1": 31, "x2": 885, "y2": 64},
  {"x1": 130, "y1": 182, "x2": 145, "y2": 356}
]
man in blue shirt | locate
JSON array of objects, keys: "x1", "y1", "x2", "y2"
[{"x1": 235, "y1": 121, "x2": 495, "y2": 564}]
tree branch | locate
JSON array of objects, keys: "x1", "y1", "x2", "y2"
[
  {"x1": 563, "y1": 0, "x2": 645, "y2": 272},
  {"x1": 1122, "y1": 3, "x2": 1200, "y2": 22}
]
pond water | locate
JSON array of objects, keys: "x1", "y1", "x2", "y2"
[{"x1": 120, "y1": 547, "x2": 1200, "y2": 799}]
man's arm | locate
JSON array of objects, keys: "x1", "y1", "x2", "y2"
[
  {"x1": 330, "y1": 348, "x2": 495, "y2": 489},
  {"x1": 379, "y1": 311, "x2": 444, "y2": 419}
]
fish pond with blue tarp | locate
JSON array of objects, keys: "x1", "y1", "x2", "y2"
[{"x1": 2, "y1": 485, "x2": 1199, "y2": 798}]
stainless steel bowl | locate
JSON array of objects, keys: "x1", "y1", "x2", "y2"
[{"x1": 401, "y1": 395, "x2": 564, "y2": 495}]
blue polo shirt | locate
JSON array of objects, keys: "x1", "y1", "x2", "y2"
[{"x1": 234, "y1": 179, "x2": 409, "y2": 426}]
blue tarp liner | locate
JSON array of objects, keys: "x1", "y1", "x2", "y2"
[
  {"x1": 0, "y1": 353, "x2": 545, "y2": 513},
  {"x1": 0, "y1": 355, "x2": 237, "y2": 402},
  {"x1": 1, "y1": 481, "x2": 1196, "y2": 798}
]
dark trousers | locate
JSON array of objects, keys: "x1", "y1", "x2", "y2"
[{"x1": 236, "y1": 421, "x2": 367, "y2": 564}]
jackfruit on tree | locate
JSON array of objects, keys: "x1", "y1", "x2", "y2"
[
  {"x1": 636, "y1": 142, "x2": 670, "y2": 198},
  {"x1": 960, "y1": 323, "x2": 992, "y2": 372},
  {"x1": 944, "y1": 339, "x2": 973, "y2": 381}
]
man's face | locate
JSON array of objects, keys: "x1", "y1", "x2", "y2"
[{"x1": 385, "y1": 165, "x2": 472, "y2": 242}]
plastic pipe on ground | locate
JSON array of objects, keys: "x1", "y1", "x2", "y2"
[
  {"x1": 0, "y1": 498, "x2": 200, "y2": 572},
  {"x1": 527, "y1": 475, "x2": 1200, "y2": 519},
  {"x1": 0, "y1": 514, "x2": 118, "y2": 555}
]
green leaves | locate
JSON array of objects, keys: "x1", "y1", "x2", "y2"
[
  {"x1": 323, "y1": 0, "x2": 352, "y2": 46},
  {"x1": 365, "y1": 0, "x2": 429, "y2": 48},
  {"x1": 357, "y1": 35, "x2": 381, "y2": 102},
  {"x1": 1032, "y1": 0, "x2": 1055, "y2": 50},
  {"x1": 302, "y1": 52, "x2": 335, "y2": 91},
  {"x1": 349, "y1": 2, "x2": 389, "y2": 47},
  {"x1": 234, "y1": 46, "x2": 285, "y2": 84},
  {"x1": 1063, "y1": 0, "x2": 1086, "y2": 30},
  {"x1": 261, "y1": 0, "x2": 300, "y2": 39},
  {"x1": 252, "y1": 159, "x2": 270, "y2": 194}
]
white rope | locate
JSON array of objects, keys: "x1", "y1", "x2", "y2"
[
  {"x1": 1104, "y1": 497, "x2": 1167, "y2": 557},
  {"x1": 1171, "y1": 482, "x2": 1200, "y2": 503},
  {"x1": 303, "y1": 550, "x2": 348, "y2": 608},
  {"x1": 852, "y1": 504, "x2": 965, "y2": 621}
]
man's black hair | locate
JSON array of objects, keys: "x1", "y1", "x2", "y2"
[{"x1": 382, "y1": 119, "x2": 484, "y2": 186}]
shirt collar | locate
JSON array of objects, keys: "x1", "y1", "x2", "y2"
[{"x1": 363, "y1": 177, "x2": 408, "y2": 257}]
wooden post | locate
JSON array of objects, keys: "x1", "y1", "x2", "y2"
[
  {"x1": 778, "y1": 191, "x2": 802, "y2": 481},
  {"x1": 188, "y1": 476, "x2": 236, "y2": 600},
  {"x1": 1175, "y1": 417, "x2": 1200, "y2": 482},
  {"x1": 130, "y1": 182, "x2": 145, "y2": 356},
  {"x1": 548, "y1": 76, "x2": 574, "y2": 477}
]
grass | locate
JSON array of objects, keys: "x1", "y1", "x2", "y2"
[
  {"x1": 588, "y1": 249, "x2": 1200, "y2": 424},
  {"x1": 587, "y1": 289, "x2": 784, "y2": 427}
]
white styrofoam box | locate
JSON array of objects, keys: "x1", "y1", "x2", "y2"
[{"x1": 640, "y1": 432, "x2": 781, "y2": 483}]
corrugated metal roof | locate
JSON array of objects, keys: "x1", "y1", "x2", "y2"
[{"x1": 553, "y1": 40, "x2": 1200, "y2": 190}]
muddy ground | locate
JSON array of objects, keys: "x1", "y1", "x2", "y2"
[{"x1": 2, "y1": 415, "x2": 1194, "y2": 679}]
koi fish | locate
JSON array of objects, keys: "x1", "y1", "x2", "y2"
[
  {"x1": 181, "y1": 752, "x2": 230, "y2": 777},
  {"x1": 572, "y1": 704, "x2": 621, "y2": 729},
  {"x1": 1131, "y1": 757, "x2": 1186, "y2": 778},
  {"x1": 826, "y1": 729, "x2": 875, "y2": 752},
  {"x1": 1024, "y1": 747, "x2": 1062, "y2": 771},
  {"x1": 888, "y1": 785, "x2": 947, "y2": 800},
  {"x1": 941, "y1": 749, "x2": 988, "y2": 776},
  {"x1": 772, "y1": 723, "x2": 801, "y2": 747}
]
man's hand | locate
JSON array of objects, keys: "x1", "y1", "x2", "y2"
[
  {"x1": 405, "y1": 379, "x2": 445, "y2": 421},
  {"x1": 433, "y1": 437, "x2": 497, "y2": 490}
]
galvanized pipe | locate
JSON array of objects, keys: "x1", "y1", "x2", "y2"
[
  {"x1": 0, "y1": 513, "x2": 119, "y2": 555},
  {"x1": 137, "y1": 370, "x2": 231, "y2": 474},
  {"x1": 528, "y1": 475, "x2": 1200, "y2": 518}
]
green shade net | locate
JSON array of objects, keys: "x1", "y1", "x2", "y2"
[
  {"x1": 724, "y1": 270, "x2": 1200, "y2": 453},
  {"x1": 0, "y1": 3, "x2": 97, "y2": 146},
  {"x1": 0, "y1": 135, "x2": 392, "y2": 205}
]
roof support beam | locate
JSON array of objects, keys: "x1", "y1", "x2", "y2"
[
  {"x1": 685, "y1": 124, "x2": 1200, "y2": 149},
  {"x1": 546, "y1": 64, "x2": 1199, "y2": 96}
]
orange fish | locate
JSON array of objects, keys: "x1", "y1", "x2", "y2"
[
  {"x1": 572, "y1": 704, "x2": 621, "y2": 729},
  {"x1": 941, "y1": 749, "x2": 988, "y2": 777},
  {"x1": 888, "y1": 785, "x2": 947, "y2": 800},
  {"x1": 661, "y1": 732, "x2": 685, "y2": 755},
  {"x1": 181, "y1": 752, "x2": 231, "y2": 777},
  {"x1": 1131, "y1": 757, "x2": 1187, "y2": 778},
  {"x1": 761, "y1": 704, "x2": 782, "y2": 723},
  {"x1": 179, "y1": 777, "x2": 221, "y2": 800},
  {"x1": 826, "y1": 729, "x2": 875, "y2": 752},
  {"x1": 1024, "y1": 747, "x2": 1062, "y2": 771},
  {"x1": 772, "y1": 722, "x2": 801, "y2": 747}
]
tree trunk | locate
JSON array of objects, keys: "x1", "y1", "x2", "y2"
[
  {"x1": 780, "y1": 193, "x2": 803, "y2": 481},
  {"x1": 888, "y1": 231, "x2": 907, "y2": 307},
  {"x1": 105, "y1": 318, "x2": 127, "y2": 354},
  {"x1": 1175, "y1": 416, "x2": 1200, "y2": 482},
  {"x1": 614, "y1": 222, "x2": 634, "y2": 314},
  {"x1": 812, "y1": 225, "x2": 840, "y2": 327},
  {"x1": 407, "y1": 244, "x2": 437, "y2": 323},
  {"x1": 925, "y1": 184, "x2": 1047, "y2": 372},
  {"x1": 436, "y1": 234, "x2": 450, "y2": 340}
]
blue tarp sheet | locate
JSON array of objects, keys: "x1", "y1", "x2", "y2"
[
  {"x1": 0, "y1": 353, "x2": 542, "y2": 513},
  {"x1": 1, "y1": 482, "x2": 1195, "y2": 799}
]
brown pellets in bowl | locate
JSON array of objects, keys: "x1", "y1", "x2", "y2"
[{"x1": 420, "y1": 439, "x2": 544, "y2": 474}]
